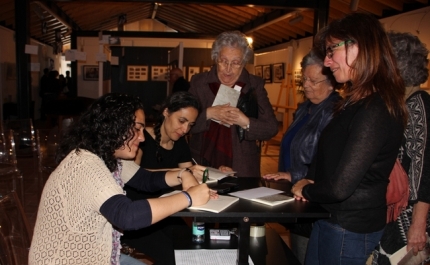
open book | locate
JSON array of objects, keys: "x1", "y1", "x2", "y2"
[
  {"x1": 229, "y1": 187, "x2": 294, "y2": 206},
  {"x1": 161, "y1": 190, "x2": 239, "y2": 213},
  {"x1": 204, "y1": 167, "x2": 236, "y2": 184}
]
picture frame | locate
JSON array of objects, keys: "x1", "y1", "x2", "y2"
[
  {"x1": 254, "y1": 65, "x2": 263, "y2": 78},
  {"x1": 262, "y1": 65, "x2": 272, "y2": 83},
  {"x1": 83, "y1": 65, "x2": 99, "y2": 81},
  {"x1": 127, "y1": 65, "x2": 148, "y2": 81},
  {"x1": 202, "y1": 66, "x2": 211, "y2": 73},
  {"x1": 151, "y1": 65, "x2": 169, "y2": 81},
  {"x1": 188, "y1": 66, "x2": 200, "y2": 81},
  {"x1": 294, "y1": 69, "x2": 303, "y2": 90},
  {"x1": 272, "y1": 63, "x2": 284, "y2": 83}
]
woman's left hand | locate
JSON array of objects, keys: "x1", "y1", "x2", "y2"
[
  {"x1": 229, "y1": 108, "x2": 250, "y2": 128},
  {"x1": 291, "y1": 179, "x2": 314, "y2": 201}
]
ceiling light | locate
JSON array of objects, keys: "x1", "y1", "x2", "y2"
[
  {"x1": 246, "y1": 37, "x2": 253, "y2": 46},
  {"x1": 288, "y1": 14, "x2": 303, "y2": 26}
]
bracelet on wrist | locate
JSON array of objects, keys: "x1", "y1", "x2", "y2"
[
  {"x1": 177, "y1": 168, "x2": 192, "y2": 184},
  {"x1": 181, "y1": 191, "x2": 192, "y2": 207}
]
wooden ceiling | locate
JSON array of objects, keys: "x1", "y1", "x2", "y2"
[{"x1": 0, "y1": 0, "x2": 428, "y2": 51}]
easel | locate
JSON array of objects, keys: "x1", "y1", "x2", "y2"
[{"x1": 263, "y1": 64, "x2": 297, "y2": 154}]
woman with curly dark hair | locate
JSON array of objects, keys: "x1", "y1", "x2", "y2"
[
  {"x1": 374, "y1": 32, "x2": 430, "y2": 265},
  {"x1": 29, "y1": 93, "x2": 212, "y2": 265}
]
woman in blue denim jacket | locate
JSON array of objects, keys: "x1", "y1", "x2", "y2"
[{"x1": 263, "y1": 48, "x2": 341, "y2": 184}]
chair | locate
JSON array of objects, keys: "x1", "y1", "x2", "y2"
[
  {"x1": 36, "y1": 128, "x2": 60, "y2": 194},
  {"x1": 4, "y1": 119, "x2": 37, "y2": 158},
  {"x1": 0, "y1": 191, "x2": 31, "y2": 265},
  {"x1": 0, "y1": 129, "x2": 24, "y2": 205}
]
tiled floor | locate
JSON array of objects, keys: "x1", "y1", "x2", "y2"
[{"x1": 18, "y1": 121, "x2": 288, "y2": 243}]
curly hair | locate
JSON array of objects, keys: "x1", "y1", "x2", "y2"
[
  {"x1": 154, "y1": 91, "x2": 200, "y2": 162},
  {"x1": 211, "y1": 31, "x2": 253, "y2": 64},
  {"x1": 56, "y1": 93, "x2": 144, "y2": 172},
  {"x1": 388, "y1": 32, "x2": 429, "y2": 87}
]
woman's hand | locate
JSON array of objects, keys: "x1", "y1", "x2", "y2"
[
  {"x1": 186, "y1": 184, "x2": 211, "y2": 206},
  {"x1": 189, "y1": 165, "x2": 207, "y2": 182},
  {"x1": 206, "y1": 104, "x2": 238, "y2": 126},
  {"x1": 291, "y1": 179, "x2": 314, "y2": 201},
  {"x1": 180, "y1": 170, "x2": 199, "y2": 190},
  {"x1": 218, "y1": 165, "x2": 234, "y2": 173},
  {"x1": 263, "y1": 172, "x2": 292, "y2": 182},
  {"x1": 229, "y1": 108, "x2": 250, "y2": 128}
]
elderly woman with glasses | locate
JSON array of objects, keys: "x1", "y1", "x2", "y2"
[{"x1": 188, "y1": 30, "x2": 278, "y2": 177}]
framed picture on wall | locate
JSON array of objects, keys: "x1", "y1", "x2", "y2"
[
  {"x1": 83, "y1": 65, "x2": 99, "y2": 81},
  {"x1": 294, "y1": 69, "x2": 303, "y2": 90},
  {"x1": 151, "y1": 65, "x2": 169, "y2": 81},
  {"x1": 254, "y1": 65, "x2": 263, "y2": 78},
  {"x1": 272, "y1": 63, "x2": 284, "y2": 83},
  {"x1": 262, "y1": 65, "x2": 271, "y2": 83},
  {"x1": 127, "y1": 65, "x2": 148, "y2": 81},
  {"x1": 202, "y1": 66, "x2": 211, "y2": 73},
  {"x1": 188, "y1": 66, "x2": 200, "y2": 81}
]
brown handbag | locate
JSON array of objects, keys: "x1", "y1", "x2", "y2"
[{"x1": 386, "y1": 159, "x2": 409, "y2": 223}]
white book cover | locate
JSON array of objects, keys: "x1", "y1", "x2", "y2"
[
  {"x1": 211, "y1": 84, "x2": 240, "y2": 127},
  {"x1": 229, "y1": 187, "x2": 293, "y2": 206}
]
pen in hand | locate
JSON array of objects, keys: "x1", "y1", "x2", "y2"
[{"x1": 192, "y1": 158, "x2": 210, "y2": 183}]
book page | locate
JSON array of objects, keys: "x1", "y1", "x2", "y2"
[
  {"x1": 206, "y1": 167, "x2": 236, "y2": 181},
  {"x1": 251, "y1": 194, "x2": 294, "y2": 206},
  {"x1": 229, "y1": 187, "x2": 284, "y2": 200},
  {"x1": 161, "y1": 191, "x2": 239, "y2": 213},
  {"x1": 211, "y1": 84, "x2": 240, "y2": 127}
]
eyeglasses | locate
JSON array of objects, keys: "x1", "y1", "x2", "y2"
[
  {"x1": 217, "y1": 59, "x2": 243, "y2": 69},
  {"x1": 325, "y1": 40, "x2": 352, "y2": 59},
  {"x1": 301, "y1": 76, "x2": 327, "y2": 86}
]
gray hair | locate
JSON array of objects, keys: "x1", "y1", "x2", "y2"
[
  {"x1": 301, "y1": 48, "x2": 337, "y2": 87},
  {"x1": 211, "y1": 31, "x2": 253, "y2": 63},
  {"x1": 388, "y1": 32, "x2": 429, "y2": 87}
]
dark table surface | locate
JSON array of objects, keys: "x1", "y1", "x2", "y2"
[{"x1": 171, "y1": 177, "x2": 329, "y2": 265}]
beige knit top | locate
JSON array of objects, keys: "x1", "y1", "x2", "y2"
[{"x1": 29, "y1": 150, "x2": 139, "y2": 265}]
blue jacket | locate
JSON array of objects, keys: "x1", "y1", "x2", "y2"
[{"x1": 279, "y1": 91, "x2": 341, "y2": 183}]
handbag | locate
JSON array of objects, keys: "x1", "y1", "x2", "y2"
[{"x1": 386, "y1": 158, "x2": 409, "y2": 223}]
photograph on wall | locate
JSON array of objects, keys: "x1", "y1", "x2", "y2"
[
  {"x1": 263, "y1": 65, "x2": 272, "y2": 83},
  {"x1": 151, "y1": 65, "x2": 169, "y2": 81},
  {"x1": 254, "y1": 65, "x2": 263, "y2": 78},
  {"x1": 83, "y1": 65, "x2": 99, "y2": 81},
  {"x1": 188, "y1": 66, "x2": 200, "y2": 81},
  {"x1": 127, "y1": 65, "x2": 148, "y2": 81},
  {"x1": 202, "y1": 66, "x2": 211, "y2": 73},
  {"x1": 294, "y1": 69, "x2": 303, "y2": 90},
  {"x1": 272, "y1": 63, "x2": 284, "y2": 83}
]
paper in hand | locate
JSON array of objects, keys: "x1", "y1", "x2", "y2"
[{"x1": 211, "y1": 84, "x2": 240, "y2": 127}]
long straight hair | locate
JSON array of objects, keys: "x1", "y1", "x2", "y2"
[{"x1": 314, "y1": 12, "x2": 407, "y2": 124}]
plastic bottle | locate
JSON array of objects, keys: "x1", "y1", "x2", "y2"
[{"x1": 192, "y1": 221, "x2": 205, "y2": 243}]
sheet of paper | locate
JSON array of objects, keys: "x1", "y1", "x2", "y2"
[
  {"x1": 30, "y1": 63, "x2": 40, "y2": 72},
  {"x1": 211, "y1": 84, "x2": 241, "y2": 127},
  {"x1": 206, "y1": 167, "x2": 236, "y2": 181},
  {"x1": 65, "y1": 49, "x2": 76, "y2": 61},
  {"x1": 175, "y1": 249, "x2": 254, "y2": 265},
  {"x1": 229, "y1": 187, "x2": 283, "y2": 200},
  {"x1": 75, "y1": 51, "x2": 87, "y2": 61},
  {"x1": 25, "y1": 44, "x2": 38, "y2": 55},
  {"x1": 96, "y1": 52, "x2": 107, "y2": 62}
]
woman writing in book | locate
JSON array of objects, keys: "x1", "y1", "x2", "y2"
[
  {"x1": 188, "y1": 30, "x2": 278, "y2": 177},
  {"x1": 291, "y1": 13, "x2": 407, "y2": 264},
  {"x1": 373, "y1": 32, "x2": 430, "y2": 265},
  {"x1": 262, "y1": 48, "x2": 341, "y2": 264},
  {"x1": 29, "y1": 93, "x2": 212, "y2": 265},
  {"x1": 123, "y1": 91, "x2": 229, "y2": 265}
]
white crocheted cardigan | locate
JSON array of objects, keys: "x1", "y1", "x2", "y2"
[{"x1": 29, "y1": 150, "x2": 139, "y2": 265}]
